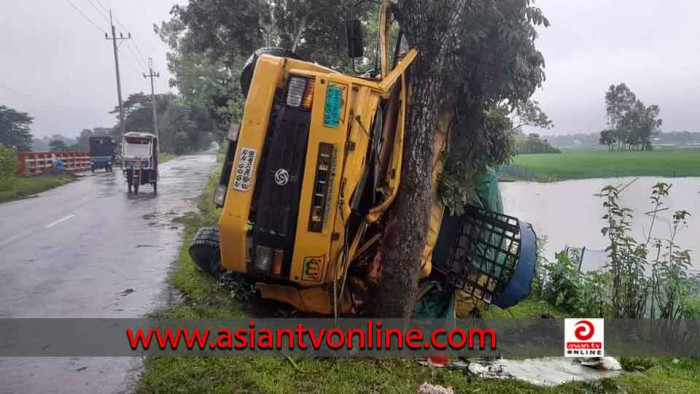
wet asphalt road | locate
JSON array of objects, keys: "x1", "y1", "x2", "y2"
[{"x1": 0, "y1": 154, "x2": 217, "y2": 393}]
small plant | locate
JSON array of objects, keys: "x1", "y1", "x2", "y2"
[
  {"x1": 542, "y1": 249, "x2": 582, "y2": 314},
  {"x1": 649, "y1": 206, "x2": 694, "y2": 319},
  {"x1": 598, "y1": 182, "x2": 650, "y2": 318},
  {"x1": 0, "y1": 143, "x2": 18, "y2": 190},
  {"x1": 540, "y1": 181, "x2": 697, "y2": 320}
]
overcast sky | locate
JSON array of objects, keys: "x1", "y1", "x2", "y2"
[
  {"x1": 0, "y1": 0, "x2": 182, "y2": 138},
  {"x1": 1, "y1": 0, "x2": 699, "y2": 138}
]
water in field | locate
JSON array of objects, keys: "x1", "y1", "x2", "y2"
[{"x1": 500, "y1": 177, "x2": 700, "y2": 271}]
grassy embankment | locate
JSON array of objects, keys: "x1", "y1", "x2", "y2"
[
  {"x1": 501, "y1": 151, "x2": 700, "y2": 182},
  {"x1": 0, "y1": 174, "x2": 74, "y2": 203},
  {"x1": 158, "y1": 153, "x2": 176, "y2": 164},
  {"x1": 138, "y1": 167, "x2": 700, "y2": 393}
]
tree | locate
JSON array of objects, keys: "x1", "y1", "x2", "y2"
[
  {"x1": 372, "y1": 0, "x2": 549, "y2": 316},
  {"x1": 49, "y1": 139, "x2": 69, "y2": 151},
  {"x1": 601, "y1": 84, "x2": 662, "y2": 151},
  {"x1": 516, "y1": 133, "x2": 560, "y2": 154},
  {"x1": 599, "y1": 129, "x2": 616, "y2": 151},
  {"x1": 513, "y1": 100, "x2": 553, "y2": 131},
  {"x1": 77, "y1": 129, "x2": 93, "y2": 151},
  {"x1": 0, "y1": 105, "x2": 34, "y2": 152},
  {"x1": 110, "y1": 92, "x2": 216, "y2": 154},
  {"x1": 159, "y1": 100, "x2": 198, "y2": 155}
]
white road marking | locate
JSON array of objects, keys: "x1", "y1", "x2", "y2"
[
  {"x1": 0, "y1": 232, "x2": 25, "y2": 248},
  {"x1": 45, "y1": 214, "x2": 75, "y2": 229}
]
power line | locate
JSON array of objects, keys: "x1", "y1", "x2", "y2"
[
  {"x1": 63, "y1": 0, "x2": 107, "y2": 34},
  {"x1": 82, "y1": 0, "x2": 148, "y2": 74},
  {"x1": 129, "y1": 40, "x2": 150, "y2": 70},
  {"x1": 125, "y1": 40, "x2": 149, "y2": 70},
  {"x1": 92, "y1": 0, "x2": 110, "y2": 15},
  {"x1": 105, "y1": 10, "x2": 132, "y2": 136},
  {"x1": 121, "y1": 48, "x2": 146, "y2": 77},
  {"x1": 83, "y1": 0, "x2": 109, "y2": 23},
  {"x1": 95, "y1": 0, "x2": 150, "y2": 67}
]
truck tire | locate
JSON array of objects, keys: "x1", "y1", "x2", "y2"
[
  {"x1": 240, "y1": 47, "x2": 301, "y2": 98},
  {"x1": 189, "y1": 227, "x2": 223, "y2": 276}
]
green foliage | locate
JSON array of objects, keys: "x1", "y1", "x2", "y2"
[
  {"x1": 513, "y1": 100, "x2": 554, "y2": 130},
  {"x1": 600, "y1": 83, "x2": 662, "y2": 151},
  {"x1": 540, "y1": 182, "x2": 697, "y2": 320},
  {"x1": 516, "y1": 133, "x2": 561, "y2": 154},
  {"x1": 111, "y1": 93, "x2": 217, "y2": 155},
  {"x1": 440, "y1": 106, "x2": 516, "y2": 214},
  {"x1": 0, "y1": 174, "x2": 73, "y2": 203},
  {"x1": 542, "y1": 250, "x2": 584, "y2": 313},
  {"x1": 599, "y1": 183, "x2": 649, "y2": 318},
  {"x1": 437, "y1": 0, "x2": 548, "y2": 213},
  {"x1": 48, "y1": 139, "x2": 69, "y2": 151},
  {"x1": 681, "y1": 298, "x2": 700, "y2": 319},
  {"x1": 647, "y1": 188, "x2": 694, "y2": 319},
  {"x1": 159, "y1": 100, "x2": 198, "y2": 155},
  {"x1": 0, "y1": 105, "x2": 34, "y2": 152},
  {"x1": 0, "y1": 143, "x2": 18, "y2": 190},
  {"x1": 156, "y1": 0, "x2": 378, "y2": 135}
]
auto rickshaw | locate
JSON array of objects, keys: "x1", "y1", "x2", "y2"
[
  {"x1": 89, "y1": 136, "x2": 115, "y2": 172},
  {"x1": 121, "y1": 131, "x2": 158, "y2": 194}
]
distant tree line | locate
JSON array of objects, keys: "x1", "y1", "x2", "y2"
[
  {"x1": 515, "y1": 132, "x2": 560, "y2": 154},
  {"x1": 109, "y1": 93, "x2": 218, "y2": 155},
  {"x1": 599, "y1": 83, "x2": 662, "y2": 151}
]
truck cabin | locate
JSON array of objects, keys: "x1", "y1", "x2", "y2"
[{"x1": 88, "y1": 136, "x2": 116, "y2": 157}]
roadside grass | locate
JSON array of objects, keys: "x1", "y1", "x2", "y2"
[
  {"x1": 501, "y1": 151, "x2": 700, "y2": 182},
  {"x1": 138, "y1": 168, "x2": 700, "y2": 393},
  {"x1": 158, "y1": 153, "x2": 176, "y2": 164},
  {"x1": 481, "y1": 297, "x2": 568, "y2": 319},
  {"x1": 0, "y1": 174, "x2": 74, "y2": 203}
]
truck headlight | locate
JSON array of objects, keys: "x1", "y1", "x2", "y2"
[
  {"x1": 253, "y1": 245, "x2": 273, "y2": 272},
  {"x1": 286, "y1": 76, "x2": 315, "y2": 110},
  {"x1": 213, "y1": 184, "x2": 227, "y2": 207}
]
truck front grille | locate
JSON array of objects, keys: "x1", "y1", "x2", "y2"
[{"x1": 252, "y1": 106, "x2": 311, "y2": 276}]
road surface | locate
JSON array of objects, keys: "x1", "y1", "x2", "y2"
[{"x1": 0, "y1": 154, "x2": 217, "y2": 393}]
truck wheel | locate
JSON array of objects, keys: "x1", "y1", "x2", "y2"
[
  {"x1": 189, "y1": 227, "x2": 223, "y2": 276},
  {"x1": 240, "y1": 47, "x2": 301, "y2": 98}
]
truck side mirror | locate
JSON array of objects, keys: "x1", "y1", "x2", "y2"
[{"x1": 346, "y1": 19, "x2": 364, "y2": 58}]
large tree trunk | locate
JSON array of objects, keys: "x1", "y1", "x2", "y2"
[{"x1": 371, "y1": 0, "x2": 458, "y2": 317}]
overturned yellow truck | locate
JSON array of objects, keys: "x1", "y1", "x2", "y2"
[{"x1": 190, "y1": 0, "x2": 537, "y2": 317}]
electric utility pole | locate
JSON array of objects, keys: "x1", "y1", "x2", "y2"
[
  {"x1": 143, "y1": 57, "x2": 160, "y2": 150},
  {"x1": 105, "y1": 10, "x2": 131, "y2": 136}
]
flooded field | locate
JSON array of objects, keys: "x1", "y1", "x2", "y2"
[{"x1": 501, "y1": 177, "x2": 700, "y2": 271}]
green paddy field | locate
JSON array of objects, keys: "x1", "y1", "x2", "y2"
[{"x1": 502, "y1": 151, "x2": 700, "y2": 182}]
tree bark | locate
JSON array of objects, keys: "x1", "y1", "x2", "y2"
[{"x1": 371, "y1": 0, "x2": 459, "y2": 317}]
